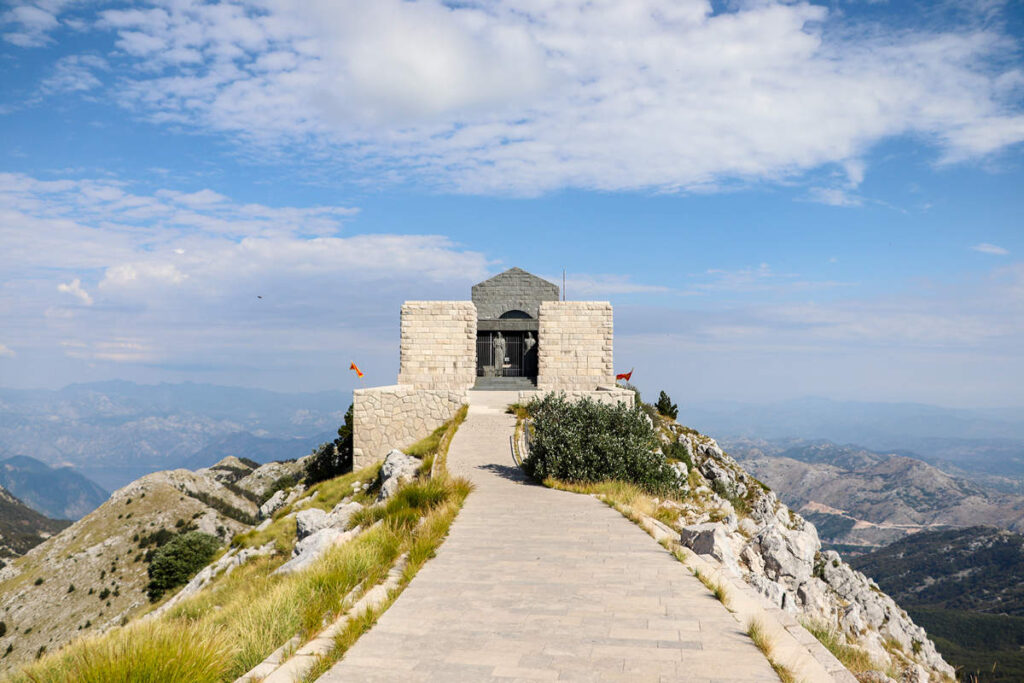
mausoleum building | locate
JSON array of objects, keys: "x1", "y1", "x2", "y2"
[{"x1": 352, "y1": 267, "x2": 633, "y2": 468}]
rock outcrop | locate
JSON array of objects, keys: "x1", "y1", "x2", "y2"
[
  {"x1": 275, "y1": 500, "x2": 365, "y2": 576},
  {"x1": 662, "y1": 424, "x2": 955, "y2": 681},
  {"x1": 376, "y1": 450, "x2": 421, "y2": 501}
]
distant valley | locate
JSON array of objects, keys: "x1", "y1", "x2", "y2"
[
  {"x1": 0, "y1": 456, "x2": 106, "y2": 520},
  {"x1": 0, "y1": 485, "x2": 68, "y2": 560}
]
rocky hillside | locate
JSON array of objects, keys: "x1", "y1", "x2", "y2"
[
  {"x1": 0, "y1": 455, "x2": 305, "y2": 674},
  {"x1": 726, "y1": 438, "x2": 1024, "y2": 552},
  {"x1": 0, "y1": 455, "x2": 107, "y2": 520},
  {"x1": 0, "y1": 485, "x2": 69, "y2": 560},
  {"x1": 850, "y1": 527, "x2": 1024, "y2": 682},
  {"x1": 650, "y1": 422, "x2": 955, "y2": 681}
]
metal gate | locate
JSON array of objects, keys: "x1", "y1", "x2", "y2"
[{"x1": 476, "y1": 332, "x2": 536, "y2": 377}]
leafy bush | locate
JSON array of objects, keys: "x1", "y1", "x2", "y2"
[
  {"x1": 0, "y1": 621, "x2": 6, "y2": 637},
  {"x1": 522, "y1": 394, "x2": 678, "y2": 496},
  {"x1": 666, "y1": 441, "x2": 693, "y2": 470},
  {"x1": 305, "y1": 404, "x2": 354, "y2": 484},
  {"x1": 147, "y1": 531, "x2": 221, "y2": 602},
  {"x1": 656, "y1": 391, "x2": 678, "y2": 419}
]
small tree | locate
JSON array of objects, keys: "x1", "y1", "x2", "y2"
[
  {"x1": 146, "y1": 531, "x2": 220, "y2": 602},
  {"x1": 656, "y1": 390, "x2": 678, "y2": 419},
  {"x1": 305, "y1": 404, "x2": 354, "y2": 484}
]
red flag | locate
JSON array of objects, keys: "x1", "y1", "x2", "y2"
[
  {"x1": 616, "y1": 368, "x2": 633, "y2": 381},
  {"x1": 349, "y1": 362, "x2": 364, "y2": 378}
]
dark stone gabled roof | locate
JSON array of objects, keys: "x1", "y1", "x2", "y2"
[{"x1": 471, "y1": 268, "x2": 559, "y2": 320}]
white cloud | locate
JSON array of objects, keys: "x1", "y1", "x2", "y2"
[
  {"x1": 39, "y1": 54, "x2": 108, "y2": 94},
  {"x1": 2, "y1": 3, "x2": 58, "y2": 47},
  {"x1": 0, "y1": 343, "x2": 15, "y2": 358},
  {"x1": 972, "y1": 242, "x2": 1010, "y2": 255},
  {"x1": 0, "y1": 172, "x2": 492, "y2": 388},
  {"x1": 11, "y1": 0, "x2": 997, "y2": 195},
  {"x1": 57, "y1": 277, "x2": 93, "y2": 305}
]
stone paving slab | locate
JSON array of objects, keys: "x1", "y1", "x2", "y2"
[{"x1": 320, "y1": 400, "x2": 779, "y2": 682}]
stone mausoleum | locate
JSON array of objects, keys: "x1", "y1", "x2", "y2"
[{"x1": 352, "y1": 268, "x2": 633, "y2": 468}]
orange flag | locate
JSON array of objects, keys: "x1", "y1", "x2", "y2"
[
  {"x1": 349, "y1": 362, "x2": 364, "y2": 378},
  {"x1": 615, "y1": 368, "x2": 633, "y2": 381}
]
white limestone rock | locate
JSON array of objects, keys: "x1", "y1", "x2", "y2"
[
  {"x1": 274, "y1": 526, "x2": 360, "y2": 575},
  {"x1": 259, "y1": 490, "x2": 287, "y2": 519},
  {"x1": 376, "y1": 449, "x2": 421, "y2": 501},
  {"x1": 295, "y1": 508, "x2": 329, "y2": 540}
]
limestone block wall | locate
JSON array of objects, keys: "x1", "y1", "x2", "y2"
[
  {"x1": 397, "y1": 301, "x2": 477, "y2": 390},
  {"x1": 352, "y1": 384, "x2": 467, "y2": 469},
  {"x1": 537, "y1": 301, "x2": 614, "y2": 391}
]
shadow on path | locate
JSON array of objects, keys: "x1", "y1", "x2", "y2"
[{"x1": 477, "y1": 462, "x2": 539, "y2": 485}]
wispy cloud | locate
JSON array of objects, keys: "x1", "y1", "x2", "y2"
[
  {"x1": 805, "y1": 187, "x2": 864, "y2": 208},
  {"x1": 0, "y1": 343, "x2": 15, "y2": 358},
  {"x1": 972, "y1": 242, "x2": 1010, "y2": 255},
  {"x1": 688, "y1": 263, "x2": 854, "y2": 295},
  {"x1": 57, "y1": 278, "x2": 93, "y2": 305}
]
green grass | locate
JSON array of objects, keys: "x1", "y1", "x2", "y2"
[
  {"x1": 746, "y1": 618, "x2": 796, "y2": 683},
  {"x1": 9, "y1": 406, "x2": 474, "y2": 683},
  {"x1": 692, "y1": 568, "x2": 730, "y2": 609},
  {"x1": 8, "y1": 620, "x2": 234, "y2": 683},
  {"x1": 801, "y1": 619, "x2": 876, "y2": 674}
]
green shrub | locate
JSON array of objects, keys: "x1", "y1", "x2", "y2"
[
  {"x1": 305, "y1": 404, "x2": 354, "y2": 484},
  {"x1": 0, "y1": 621, "x2": 6, "y2": 637},
  {"x1": 666, "y1": 441, "x2": 693, "y2": 470},
  {"x1": 522, "y1": 394, "x2": 677, "y2": 496},
  {"x1": 147, "y1": 532, "x2": 221, "y2": 602},
  {"x1": 656, "y1": 391, "x2": 678, "y2": 419}
]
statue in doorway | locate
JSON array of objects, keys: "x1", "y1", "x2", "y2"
[
  {"x1": 524, "y1": 332, "x2": 536, "y2": 355},
  {"x1": 492, "y1": 332, "x2": 507, "y2": 372}
]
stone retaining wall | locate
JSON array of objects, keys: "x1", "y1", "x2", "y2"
[
  {"x1": 397, "y1": 301, "x2": 477, "y2": 390},
  {"x1": 537, "y1": 301, "x2": 614, "y2": 391},
  {"x1": 352, "y1": 385, "x2": 467, "y2": 469},
  {"x1": 517, "y1": 387, "x2": 634, "y2": 408}
]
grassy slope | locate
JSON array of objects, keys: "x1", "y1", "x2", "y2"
[{"x1": 7, "y1": 410, "x2": 471, "y2": 682}]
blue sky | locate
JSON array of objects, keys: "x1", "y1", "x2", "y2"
[{"x1": 0, "y1": 0, "x2": 1022, "y2": 408}]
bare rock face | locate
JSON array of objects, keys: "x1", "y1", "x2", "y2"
[
  {"x1": 259, "y1": 490, "x2": 288, "y2": 519},
  {"x1": 376, "y1": 450, "x2": 420, "y2": 502},
  {"x1": 295, "y1": 508, "x2": 329, "y2": 540},
  {"x1": 666, "y1": 424, "x2": 956, "y2": 681}
]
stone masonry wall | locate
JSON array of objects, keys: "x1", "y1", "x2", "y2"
[
  {"x1": 471, "y1": 267, "x2": 559, "y2": 320},
  {"x1": 537, "y1": 301, "x2": 614, "y2": 391},
  {"x1": 397, "y1": 301, "x2": 477, "y2": 390},
  {"x1": 352, "y1": 384, "x2": 467, "y2": 469},
  {"x1": 518, "y1": 388, "x2": 634, "y2": 408}
]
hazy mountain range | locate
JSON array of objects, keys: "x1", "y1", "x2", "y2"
[
  {"x1": 682, "y1": 397, "x2": 1024, "y2": 491},
  {"x1": 0, "y1": 381, "x2": 345, "y2": 492},
  {"x1": 0, "y1": 456, "x2": 107, "y2": 520},
  {"x1": 726, "y1": 438, "x2": 1024, "y2": 552}
]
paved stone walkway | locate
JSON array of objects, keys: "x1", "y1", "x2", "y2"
[{"x1": 321, "y1": 395, "x2": 779, "y2": 682}]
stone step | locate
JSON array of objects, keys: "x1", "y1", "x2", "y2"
[{"x1": 472, "y1": 377, "x2": 537, "y2": 390}]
